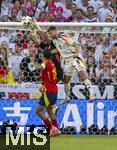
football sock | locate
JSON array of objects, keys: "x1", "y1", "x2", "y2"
[
  {"x1": 64, "y1": 83, "x2": 70, "y2": 98},
  {"x1": 43, "y1": 118, "x2": 52, "y2": 129},
  {"x1": 52, "y1": 119, "x2": 58, "y2": 129},
  {"x1": 84, "y1": 79, "x2": 95, "y2": 96}
]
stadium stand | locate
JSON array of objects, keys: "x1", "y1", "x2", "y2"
[{"x1": 0, "y1": 0, "x2": 116, "y2": 22}]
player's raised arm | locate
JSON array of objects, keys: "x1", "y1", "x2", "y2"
[
  {"x1": 22, "y1": 16, "x2": 50, "y2": 44},
  {"x1": 31, "y1": 27, "x2": 50, "y2": 45}
]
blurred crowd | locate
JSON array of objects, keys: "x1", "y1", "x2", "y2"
[
  {"x1": 69, "y1": 30, "x2": 117, "y2": 84},
  {"x1": 0, "y1": 28, "x2": 116, "y2": 84},
  {"x1": 0, "y1": 0, "x2": 116, "y2": 85},
  {"x1": 0, "y1": 0, "x2": 117, "y2": 22}
]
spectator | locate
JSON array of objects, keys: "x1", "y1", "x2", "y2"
[
  {"x1": 46, "y1": 12, "x2": 56, "y2": 22},
  {"x1": 14, "y1": 0, "x2": 21, "y2": 11},
  {"x1": 30, "y1": 0, "x2": 37, "y2": 9},
  {"x1": 94, "y1": 34, "x2": 112, "y2": 64},
  {"x1": 27, "y1": 6, "x2": 35, "y2": 18},
  {"x1": 38, "y1": 11, "x2": 47, "y2": 22},
  {"x1": 29, "y1": 0, "x2": 42, "y2": 20},
  {"x1": 111, "y1": 4, "x2": 117, "y2": 22},
  {"x1": 0, "y1": 41, "x2": 9, "y2": 62},
  {"x1": 80, "y1": 43, "x2": 88, "y2": 61},
  {"x1": 21, "y1": 0, "x2": 30, "y2": 5},
  {"x1": 75, "y1": 0, "x2": 82, "y2": 6},
  {"x1": 0, "y1": 0, "x2": 1, "y2": 15},
  {"x1": 8, "y1": 44, "x2": 24, "y2": 82},
  {"x1": 78, "y1": 0, "x2": 90, "y2": 17},
  {"x1": 94, "y1": 33, "x2": 102, "y2": 45},
  {"x1": 56, "y1": 6, "x2": 66, "y2": 22},
  {"x1": 48, "y1": 3, "x2": 56, "y2": 13},
  {"x1": 111, "y1": 29, "x2": 117, "y2": 45},
  {"x1": 17, "y1": 3, "x2": 27, "y2": 19},
  {"x1": 67, "y1": 3, "x2": 77, "y2": 22},
  {"x1": 111, "y1": 65, "x2": 117, "y2": 83},
  {"x1": 53, "y1": 0, "x2": 65, "y2": 9},
  {"x1": 10, "y1": 8, "x2": 20, "y2": 21},
  {"x1": 101, "y1": 52, "x2": 111, "y2": 64},
  {"x1": 86, "y1": 6, "x2": 99, "y2": 22},
  {"x1": 101, "y1": 34, "x2": 112, "y2": 53},
  {"x1": 2, "y1": 14, "x2": 10, "y2": 22},
  {"x1": 110, "y1": 44, "x2": 117, "y2": 68},
  {"x1": 0, "y1": 0, "x2": 12, "y2": 21},
  {"x1": 15, "y1": 31, "x2": 24, "y2": 45},
  {"x1": 110, "y1": 0, "x2": 117, "y2": 7},
  {"x1": 20, "y1": 44, "x2": 40, "y2": 82},
  {"x1": 63, "y1": 0, "x2": 73, "y2": 18},
  {"x1": 28, "y1": 40, "x2": 35, "y2": 50},
  {"x1": 86, "y1": 55, "x2": 98, "y2": 80},
  {"x1": 105, "y1": 15, "x2": 113, "y2": 22},
  {"x1": 110, "y1": 43, "x2": 117, "y2": 83},
  {"x1": 99, "y1": 53, "x2": 112, "y2": 79},
  {"x1": 75, "y1": 9, "x2": 85, "y2": 22},
  {"x1": 35, "y1": 0, "x2": 46, "y2": 11},
  {"x1": 103, "y1": 15, "x2": 114, "y2": 32},
  {"x1": 8, "y1": 43, "x2": 15, "y2": 53},
  {"x1": 89, "y1": 0, "x2": 103, "y2": 14},
  {"x1": 98, "y1": 0, "x2": 114, "y2": 22},
  {"x1": 0, "y1": 30, "x2": 10, "y2": 45}
]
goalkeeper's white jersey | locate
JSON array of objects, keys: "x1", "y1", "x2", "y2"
[{"x1": 52, "y1": 34, "x2": 76, "y2": 59}]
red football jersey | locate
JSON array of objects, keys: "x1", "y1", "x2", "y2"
[{"x1": 42, "y1": 60, "x2": 58, "y2": 92}]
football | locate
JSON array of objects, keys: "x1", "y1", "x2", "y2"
[{"x1": 22, "y1": 16, "x2": 32, "y2": 26}]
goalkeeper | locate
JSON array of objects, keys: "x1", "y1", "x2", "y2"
[{"x1": 23, "y1": 17, "x2": 96, "y2": 104}]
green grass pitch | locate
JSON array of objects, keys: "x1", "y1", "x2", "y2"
[{"x1": 50, "y1": 135, "x2": 117, "y2": 150}]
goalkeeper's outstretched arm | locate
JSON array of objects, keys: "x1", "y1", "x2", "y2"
[
  {"x1": 22, "y1": 16, "x2": 50, "y2": 45},
  {"x1": 31, "y1": 24, "x2": 50, "y2": 45},
  {"x1": 31, "y1": 29, "x2": 50, "y2": 45}
]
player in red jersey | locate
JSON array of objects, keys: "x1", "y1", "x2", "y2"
[{"x1": 35, "y1": 50, "x2": 60, "y2": 137}]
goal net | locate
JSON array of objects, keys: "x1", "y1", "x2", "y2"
[{"x1": 0, "y1": 22, "x2": 116, "y2": 135}]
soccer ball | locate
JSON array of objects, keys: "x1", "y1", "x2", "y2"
[{"x1": 22, "y1": 16, "x2": 32, "y2": 26}]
